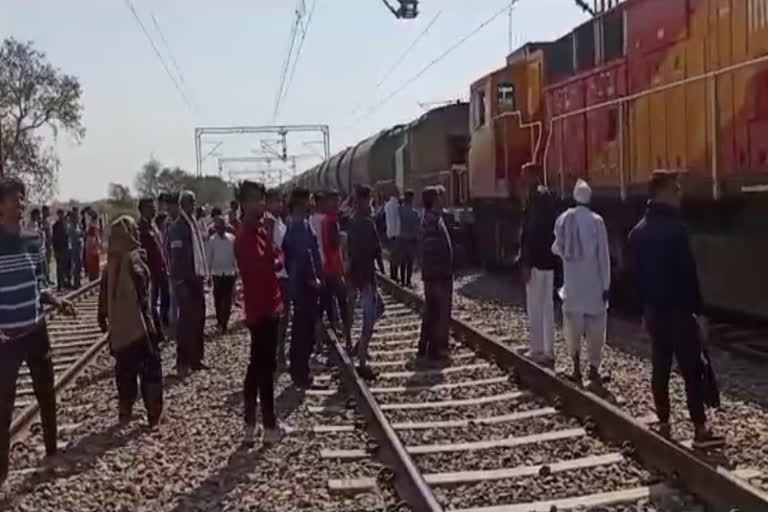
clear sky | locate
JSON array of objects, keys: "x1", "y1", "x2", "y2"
[{"x1": 2, "y1": 0, "x2": 588, "y2": 202}]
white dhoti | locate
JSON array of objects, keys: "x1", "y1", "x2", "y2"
[
  {"x1": 552, "y1": 200, "x2": 611, "y2": 371},
  {"x1": 525, "y1": 268, "x2": 555, "y2": 360},
  {"x1": 563, "y1": 311, "x2": 607, "y2": 368}
]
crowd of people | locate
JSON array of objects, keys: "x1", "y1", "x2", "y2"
[
  {"x1": 24, "y1": 204, "x2": 104, "y2": 292},
  {"x1": 0, "y1": 167, "x2": 725, "y2": 488}
]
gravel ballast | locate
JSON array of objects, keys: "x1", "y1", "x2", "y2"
[{"x1": 1, "y1": 310, "x2": 404, "y2": 512}]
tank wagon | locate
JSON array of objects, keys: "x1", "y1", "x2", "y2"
[{"x1": 284, "y1": 102, "x2": 470, "y2": 211}]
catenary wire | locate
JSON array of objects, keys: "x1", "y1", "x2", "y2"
[
  {"x1": 124, "y1": 0, "x2": 194, "y2": 113},
  {"x1": 352, "y1": 0, "x2": 519, "y2": 125}
]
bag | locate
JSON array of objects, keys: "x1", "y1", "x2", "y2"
[{"x1": 701, "y1": 349, "x2": 720, "y2": 409}]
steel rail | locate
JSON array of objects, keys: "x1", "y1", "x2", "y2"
[
  {"x1": 377, "y1": 275, "x2": 768, "y2": 512},
  {"x1": 322, "y1": 327, "x2": 443, "y2": 512},
  {"x1": 10, "y1": 280, "x2": 105, "y2": 442}
]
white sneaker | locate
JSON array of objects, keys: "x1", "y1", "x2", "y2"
[
  {"x1": 262, "y1": 426, "x2": 283, "y2": 445},
  {"x1": 243, "y1": 425, "x2": 256, "y2": 446}
]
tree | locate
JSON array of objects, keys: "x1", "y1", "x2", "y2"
[
  {"x1": 183, "y1": 175, "x2": 232, "y2": 206},
  {"x1": 0, "y1": 38, "x2": 85, "y2": 201},
  {"x1": 108, "y1": 183, "x2": 133, "y2": 204},
  {"x1": 134, "y1": 158, "x2": 233, "y2": 206},
  {"x1": 134, "y1": 158, "x2": 162, "y2": 197},
  {"x1": 157, "y1": 166, "x2": 187, "y2": 193}
]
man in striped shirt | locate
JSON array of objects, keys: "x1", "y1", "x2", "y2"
[{"x1": 0, "y1": 177, "x2": 77, "y2": 488}]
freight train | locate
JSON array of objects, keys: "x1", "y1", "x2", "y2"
[{"x1": 285, "y1": 0, "x2": 768, "y2": 319}]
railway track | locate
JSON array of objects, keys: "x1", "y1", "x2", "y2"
[
  {"x1": 313, "y1": 277, "x2": 768, "y2": 511},
  {"x1": 10, "y1": 281, "x2": 106, "y2": 442}
]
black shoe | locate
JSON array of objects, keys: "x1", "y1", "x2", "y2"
[
  {"x1": 656, "y1": 422, "x2": 672, "y2": 440},
  {"x1": 357, "y1": 365, "x2": 377, "y2": 381},
  {"x1": 192, "y1": 362, "x2": 209, "y2": 371},
  {"x1": 693, "y1": 429, "x2": 726, "y2": 450}
]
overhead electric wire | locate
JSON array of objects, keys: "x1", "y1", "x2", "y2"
[
  {"x1": 273, "y1": 3, "x2": 304, "y2": 121},
  {"x1": 353, "y1": 0, "x2": 518, "y2": 125},
  {"x1": 150, "y1": 14, "x2": 187, "y2": 87},
  {"x1": 124, "y1": 0, "x2": 194, "y2": 112},
  {"x1": 278, "y1": 0, "x2": 319, "y2": 116},
  {"x1": 348, "y1": 8, "x2": 442, "y2": 119},
  {"x1": 150, "y1": 13, "x2": 198, "y2": 111},
  {"x1": 375, "y1": 9, "x2": 442, "y2": 89}
]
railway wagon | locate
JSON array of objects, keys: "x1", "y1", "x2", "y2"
[
  {"x1": 288, "y1": 102, "x2": 470, "y2": 212},
  {"x1": 402, "y1": 102, "x2": 470, "y2": 206},
  {"x1": 339, "y1": 126, "x2": 406, "y2": 199}
]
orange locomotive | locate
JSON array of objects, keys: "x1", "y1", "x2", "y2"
[{"x1": 469, "y1": 0, "x2": 768, "y2": 318}]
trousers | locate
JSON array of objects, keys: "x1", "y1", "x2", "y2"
[
  {"x1": 71, "y1": 251, "x2": 83, "y2": 289},
  {"x1": 276, "y1": 278, "x2": 290, "y2": 364},
  {"x1": 289, "y1": 289, "x2": 318, "y2": 385},
  {"x1": 212, "y1": 275, "x2": 236, "y2": 330},
  {"x1": 114, "y1": 339, "x2": 163, "y2": 422},
  {"x1": 151, "y1": 273, "x2": 170, "y2": 329},
  {"x1": 0, "y1": 326, "x2": 57, "y2": 480},
  {"x1": 388, "y1": 237, "x2": 400, "y2": 281},
  {"x1": 55, "y1": 252, "x2": 70, "y2": 290},
  {"x1": 525, "y1": 268, "x2": 555, "y2": 359},
  {"x1": 324, "y1": 275, "x2": 350, "y2": 333},
  {"x1": 176, "y1": 277, "x2": 206, "y2": 369},
  {"x1": 418, "y1": 279, "x2": 453, "y2": 359},
  {"x1": 563, "y1": 310, "x2": 607, "y2": 368},
  {"x1": 168, "y1": 280, "x2": 179, "y2": 335},
  {"x1": 646, "y1": 310, "x2": 707, "y2": 425},
  {"x1": 244, "y1": 317, "x2": 278, "y2": 428},
  {"x1": 356, "y1": 284, "x2": 379, "y2": 365},
  {"x1": 397, "y1": 238, "x2": 417, "y2": 286}
]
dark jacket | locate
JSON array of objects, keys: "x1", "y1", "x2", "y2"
[
  {"x1": 347, "y1": 210, "x2": 381, "y2": 288},
  {"x1": 167, "y1": 216, "x2": 196, "y2": 283},
  {"x1": 421, "y1": 210, "x2": 453, "y2": 282},
  {"x1": 282, "y1": 215, "x2": 322, "y2": 300},
  {"x1": 519, "y1": 196, "x2": 557, "y2": 271},
  {"x1": 399, "y1": 204, "x2": 420, "y2": 241},
  {"x1": 628, "y1": 202, "x2": 703, "y2": 315},
  {"x1": 138, "y1": 217, "x2": 167, "y2": 279},
  {"x1": 52, "y1": 219, "x2": 69, "y2": 254}
]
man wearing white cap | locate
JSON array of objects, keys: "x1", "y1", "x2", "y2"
[{"x1": 552, "y1": 179, "x2": 611, "y2": 386}]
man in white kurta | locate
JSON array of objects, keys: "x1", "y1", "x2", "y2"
[{"x1": 552, "y1": 179, "x2": 611, "y2": 385}]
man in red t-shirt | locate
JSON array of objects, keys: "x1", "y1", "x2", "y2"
[
  {"x1": 321, "y1": 190, "x2": 351, "y2": 348},
  {"x1": 233, "y1": 181, "x2": 283, "y2": 446}
]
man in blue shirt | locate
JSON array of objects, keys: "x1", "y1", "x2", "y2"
[
  {"x1": 0, "y1": 177, "x2": 77, "y2": 488},
  {"x1": 282, "y1": 187, "x2": 322, "y2": 388}
]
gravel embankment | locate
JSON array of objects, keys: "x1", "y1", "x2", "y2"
[
  {"x1": 408, "y1": 268, "x2": 768, "y2": 492},
  {"x1": 2, "y1": 310, "x2": 405, "y2": 512}
]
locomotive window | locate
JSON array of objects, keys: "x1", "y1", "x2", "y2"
[{"x1": 498, "y1": 83, "x2": 516, "y2": 108}]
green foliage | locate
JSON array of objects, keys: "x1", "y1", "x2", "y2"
[
  {"x1": 134, "y1": 159, "x2": 233, "y2": 207},
  {"x1": 0, "y1": 37, "x2": 85, "y2": 203}
]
